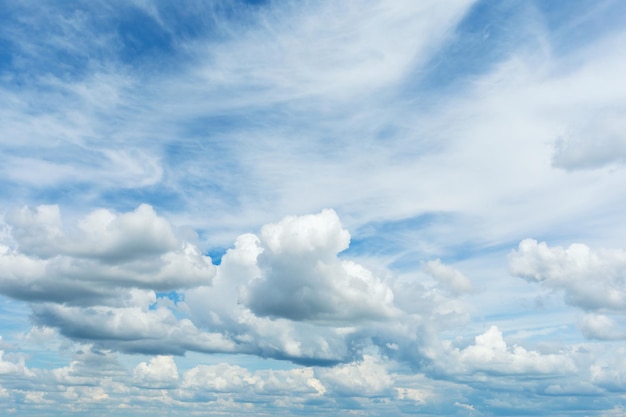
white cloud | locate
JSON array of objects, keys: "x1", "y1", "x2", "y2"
[
  {"x1": 32, "y1": 303, "x2": 236, "y2": 356},
  {"x1": 444, "y1": 326, "x2": 576, "y2": 376},
  {"x1": 0, "y1": 350, "x2": 32, "y2": 377},
  {"x1": 70, "y1": 204, "x2": 177, "y2": 261},
  {"x1": 191, "y1": 0, "x2": 476, "y2": 104},
  {"x1": 5, "y1": 205, "x2": 63, "y2": 258},
  {"x1": 0, "y1": 205, "x2": 215, "y2": 304},
  {"x1": 580, "y1": 314, "x2": 626, "y2": 341},
  {"x1": 242, "y1": 209, "x2": 397, "y2": 322},
  {"x1": 177, "y1": 362, "x2": 324, "y2": 403},
  {"x1": 133, "y1": 356, "x2": 179, "y2": 388},
  {"x1": 509, "y1": 239, "x2": 626, "y2": 312},
  {"x1": 552, "y1": 107, "x2": 626, "y2": 170},
  {"x1": 0, "y1": 2, "x2": 626, "y2": 413},
  {"x1": 422, "y1": 259, "x2": 473, "y2": 295},
  {"x1": 9, "y1": 204, "x2": 178, "y2": 261},
  {"x1": 316, "y1": 355, "x2": 393, "y2": 397},
  {"x1": 590, "y1": 347, "x2": 626, "y2": 391},
  {"x1": 180, "y1": 363, "x2": 252, "y2": 394}
]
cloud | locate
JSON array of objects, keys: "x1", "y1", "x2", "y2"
[
  {"x1": 0, "y1": 204, "x2": 215, "y2": 304},
  {"x1": 177, "y1": 362, "x2": 325, "y2": 403},
  {"x1": 422, "y1": 259, "x2": 473, "y2": 295},
  {"x1": 316, "y1": 355, "x2": 393, "y2": 397},
  {"x1": 443, "y1": 326, "x2": 576, "y2": 376},
  {"x1": 552, "y1": 108, "x2": 626, "y2": 170},
  {"x1": 509, "y1": 239, "x2": 626, "y2": 312},
  {"x1": 31, "y1": 302, "x2": 236, "y2": 356},
  {"x1": 8, "y1": 204, "x2": 178, "y2": 261},
  {"x1": 1, "y1": 1, "x2": 626, "y2": 413},
  {"x1": 133, "y1": 356, "x2": 179, "y2": 388},
  {"x1": 0, "y1": 349, "x2": 32, "y2": 377},
  {"x1": 242, "y1": 209, "x2": 397, "y2": 322},
  {"x1": 590, "y1": 347, "x2": 626, "y2": 392},
  {"x1": 0, "y1": 206, "x2": 405, "y2": 365},
  {"x1": 580, "y1": 314, "x2": 626, "y2": 341}
]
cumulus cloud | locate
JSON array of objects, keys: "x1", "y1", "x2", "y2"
[
  {"x1": 2, "y1": 0, "x2": 626, "y2": 415},
  {"x1": 443, "y1": 326, "x2": 576, "y2": 376},
  {"x1": 316, "y1": 355, "x2": 393, "y2": 397},
  {"x1": 0, "y1": 206, "x2": 409, "y2": 365},
  {"x1": 0, "y1": 350, "x2": 32, "y2": 377},
  {"x1": 0, "y1": 204, "x2": 215, "y2": 304},
  {"x1": 133, "y1": 356, "x2": 179, "y2": 388},
  {"x1": 32, "y1": 303, "x2": 236, "y2": 356},
  {"x1": 509, "y1": 239, "x2": 626, "y2": 312},
  {"x1": 5, "y1": 205, "x2": 64, "y2": 258},
  {"x1": 580, "y1": 314, "x2": 626, "y2": 341},
  {"x1": 7, "y1": 204, "x2": 178, "y2": 261},
  {"x1": 177, "y1": 362, "x2": 325, "y2": 403},
  {"x1": 242, "y1": 209, "x2": 397, "y2": 322}
]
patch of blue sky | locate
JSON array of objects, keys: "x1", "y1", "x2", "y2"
[
  {"x1": 345, "y1": 212, "x2": 497, "y2": 265},
  {"x1": 0, "y1": 37, "x2": 15, "y2": 75},
  {"x1": 97, "y1": 186, "x2": 185, "y2": 214},
  {"x1": 348, "y1": 212, "x2": 451, "y2": 251},
  {"x1": 205, "y1": 246, "x2": 228, "y2": 265},
  {"x1": 0, "y1": 296, "x2": 31, "y2": 336},
  {"x1": 532, "y1": 0, "x2": 626, "y2": 54},
  {"x1": 176, "y1": 113, "x2": 262, "y2": 137},
  {"x1": 155, "y1": 290, "x2": 185, "y2": 305},
  {"x1": 26, "y1": 183, "x2": 100, "y2": 209},
  {"x1": 160, "y1": 140, "x2": 249, "y2": 205},
  {"x1": 0, "y1": 183, "x2": 33, "y2": 207},
  {"x1": 20, "y1": 349, "x2": 67, "y2": 371},
  {"x1": 116, "y1": 7, "x2": 175, "y2": 64},
  {"x1": 404, "y1": 1, "x2": 536, "y2": 96},
  {"x1": 0, "y1": 5, "x2": 97, "y2": 81},
  {"x1": 427, "y1": 240, "x2": 519, "y2": 264},
  {"x1": 0, "y1": 2, "x2": 183, "y2": 84},
  {"x1": 150, "y1": 291, "x2": 188, "y2": 319}
]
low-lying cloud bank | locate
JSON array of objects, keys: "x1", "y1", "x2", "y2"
[{"x1": 0, "y1": 205, "x2": 625, "y2": 415}]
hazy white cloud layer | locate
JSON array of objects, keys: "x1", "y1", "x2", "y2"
[{"x1": 1, "y1": 0, "x2": 626, "y2": 416}]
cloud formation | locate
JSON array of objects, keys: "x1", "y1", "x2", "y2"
[
  {"x1": 243, "y1": 209, "x2": 397, "y2": 322},
  {"x1": 0, "y1": 204, "x2": 215, "y2": 305},
  {"x1": 509, "y1": 239, "x2": 626, "y2": 312},
  {"x1": 1, "y1": 0, "x2": 626, "y2": 415}
]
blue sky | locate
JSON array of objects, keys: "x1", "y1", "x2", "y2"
[{"x1": 1, "y1": 0, "x2": 626, "y2": 415}]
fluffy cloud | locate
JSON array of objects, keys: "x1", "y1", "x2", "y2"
[
  {"x1": 0, "y1": 349, "x2": 32, "y2": 377},
  {"x1": 0, "y1": 206, "x2": 406, "y2": 365},
  {"x1": 590, "y1": 348, "x2": 626, "y2": 392},
  {"x1": 443, "y1": 326, "x2": 576, "y2": 376},
  {"x1": 177, "y1": 362, "x2": 325, "y2": 404},
  {"x1": 316, "y1": 355, "x2": 393, "y2": 397},
  {"x1": 0, "y1": 205, "x2": 215, "y2": 304},
  {"x1": 31, "y1": 302, "x2": 236, "y2": 355},
  {"x1": 580, "y1": 314, "x2": 626, "y2": 341},
  {"x1": 133, "y1": 356, "x2": 179, "y2": 388},
  {"x1": 186, "y1": 210, "x2": 404, "y2": 364},
  {"x1": 509, "y1": 239, "x2": 626, "y2": 312},
  {"x1": 7, "y1": 204, "x2": 178, "y2": 261},
  {"x1": 242, "y1": 209, "x2": 397, "y2": 322}
]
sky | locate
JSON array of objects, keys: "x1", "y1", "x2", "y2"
[{"x1": 0, "y1": 0, "x2": 625, "y2": 415}]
